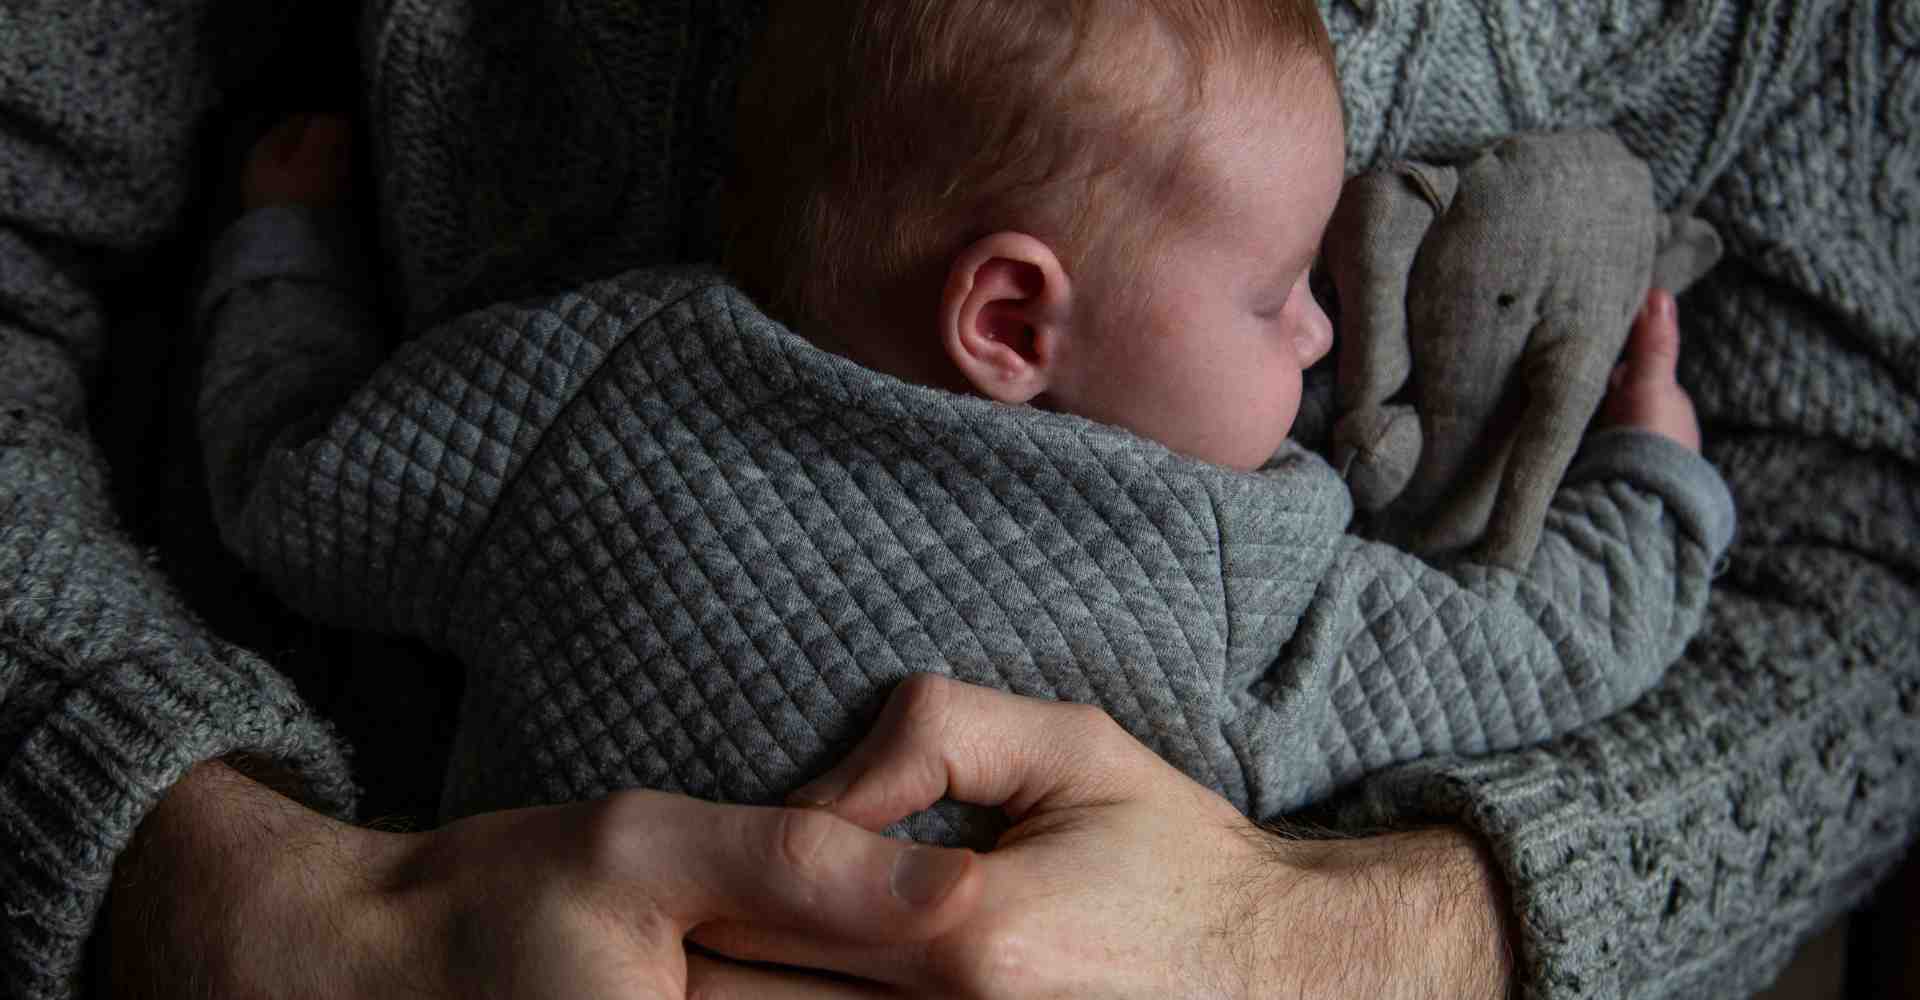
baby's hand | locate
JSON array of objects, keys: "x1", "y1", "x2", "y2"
[
  {"x1": 242, "y1": 113, "x2": 354, "y2": 211},
  {"x1": 1597, "y1": 289, "x2": 1702, "y2": 451}
]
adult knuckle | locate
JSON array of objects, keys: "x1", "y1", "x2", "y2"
[
  {"x1": 771, "y1": 805, "x2": 840, "y2": 880},
  {"x1": 892, "y1": 672, "x2": 962, "y2": 755},
  {"x1": 895, "y1": 672, "x2": 955, "y2": 725}
]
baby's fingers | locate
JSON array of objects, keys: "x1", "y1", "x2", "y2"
[
  {"x1": 1598, "y1": 288, "x2": 1701, "y2": 451},
  {"x1": 1621, "y1": 288, "x2": 1682, "y2": 386}
]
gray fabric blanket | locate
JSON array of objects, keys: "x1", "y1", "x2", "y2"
[{"x1": 194, "y1": 224, "x2": 1735, "y2": 830}]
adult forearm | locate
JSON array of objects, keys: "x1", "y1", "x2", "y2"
[
  {"x1": 1235, "y1": 826, "x2": 1513, "y2": 1000},
  {"x1": 99, "y1": 761, "x2": 383, "y2": 999},
  {"x1": 0, "y1": 415, "x2": 355, "y2": 1000}
]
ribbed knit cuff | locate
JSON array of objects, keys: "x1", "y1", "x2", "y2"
[
  {"x1": 1567, "y1": 428, "x2": 1738, "y2": 556},
  {"x1": 1328, "y1": 603, "x2": 1916, "y2": 1000},
  {"x1": 1329, "y1": 752, "x2": 1597, "y2": 997},
  {"x1": 0, "y1": 412, "x2": 355, "y2": 1000},
  {"x1": 0, "y1": 644, "x2": 355, "y2": 1000}
]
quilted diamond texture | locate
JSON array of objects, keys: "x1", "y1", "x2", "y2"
[
  {"x1": 441, "y1": 283, "x2": 1288, "y2": 815},
  {"x1": 226, "y1": 270, "x2": 1724, "y2": 828},
  {"x1": 241, "y1": 280, "x2": 670, "y2": 642},
  {"x1": 1297, "y1": 472, "x2": 1698, "y2": 809}
]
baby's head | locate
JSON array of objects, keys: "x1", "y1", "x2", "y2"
[{"x1": 725, "y1": 0, "x2": 1346, "y2": 470}]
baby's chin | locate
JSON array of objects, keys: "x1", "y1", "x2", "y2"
[
  {"x1": 1177, "y1": 427, "x2": 1296, "y2": 473},
  {"x1": 1234, "y1": 418, "x2": 1302, "y2": 472}
]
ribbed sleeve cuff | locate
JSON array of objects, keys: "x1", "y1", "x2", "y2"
[
  {"x1": 0, "y1": 409, "x2": 355, "y2": 1000},
  {"x1": 1566, "y1": 428, "x2": 1738, "y2": 557},
  {"x1": 1332, "y1": 750, "x2": 1610, "y2": 998},
  {"x1": 0, "y1": 639, "x2": 354, "y2": 1000},
  {"x1": 194, "y1": 203, "x2": 374, "y2": 330}
]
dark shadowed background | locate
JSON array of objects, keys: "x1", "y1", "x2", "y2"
[{"x1": 93, "y1": 0, "x2": 459, "y2": 831}]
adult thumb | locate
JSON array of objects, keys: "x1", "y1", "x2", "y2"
[
  {"x1": 651, "y1": 793, "x2": 981, "y2": 941},
  {"x1": 790, "y1": 674, "x2": 1145, "y2": 833}
]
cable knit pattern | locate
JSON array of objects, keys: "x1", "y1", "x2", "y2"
[
  {"x1": 1307, "y1": 1, "x2": 1920, "y2": 997},
  {"x1": 359, "y1": 0, "x2": 766, "y2": 335}
]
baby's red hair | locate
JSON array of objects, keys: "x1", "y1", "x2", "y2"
[{"x1": 723, "y1": 0, "x2": 1336, "y2": 339}]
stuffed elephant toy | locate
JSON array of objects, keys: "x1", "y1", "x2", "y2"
[{"x1": 1320, "y1": 129, "x2": 1723, "y2": 571}]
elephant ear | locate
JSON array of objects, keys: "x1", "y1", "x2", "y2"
[
  {"x1": 1321, "y1": 162, "x2": 1456, "y2": 508},
  {"x1": 1652, "y1": 213, "x2": 1725, "y2": 293}
]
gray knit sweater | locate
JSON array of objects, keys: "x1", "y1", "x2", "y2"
[
  {"x1": 191, "y1": 226, "x2": 1735, "y2": 829},
  {"x1": 0, "y1": 6, "x2": 356, "y2": 999},
  {"x1": 3, "y1": 1, "x2": 1916, "y2": 999}
]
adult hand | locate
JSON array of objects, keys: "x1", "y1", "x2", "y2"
[
  {"x1": 697, "y1": 675, "x2": 1515, "y2": 999},
  {"x1": 1598, "y1": 288, "x2": 1702, "y2": 451},
  {"x1": 241, "y1": 113, "x2": 355, "y2": 211},
  {"x1": 100, "y1": 758, "x2": 982, "y2": 998}
]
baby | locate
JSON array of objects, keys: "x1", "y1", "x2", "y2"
[
  {"x1": 197, "y1": 0, "x2": 1733, "y2": 836},
  {"x1": 725, "y1": 0, "x2": 1348, "y2": 475}
]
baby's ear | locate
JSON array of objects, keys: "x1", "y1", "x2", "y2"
[{"x1": 940, "y1": 232, "x2": 1074, "y2": 404}]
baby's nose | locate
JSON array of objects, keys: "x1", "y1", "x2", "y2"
[{"x1": 1296, "y1": 303, "x2": 1334, "y2": 366}]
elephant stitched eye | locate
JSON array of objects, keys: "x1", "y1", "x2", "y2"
[{"x1": 1497, "y1": 293, "x2": 1518, "y2": 309}]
